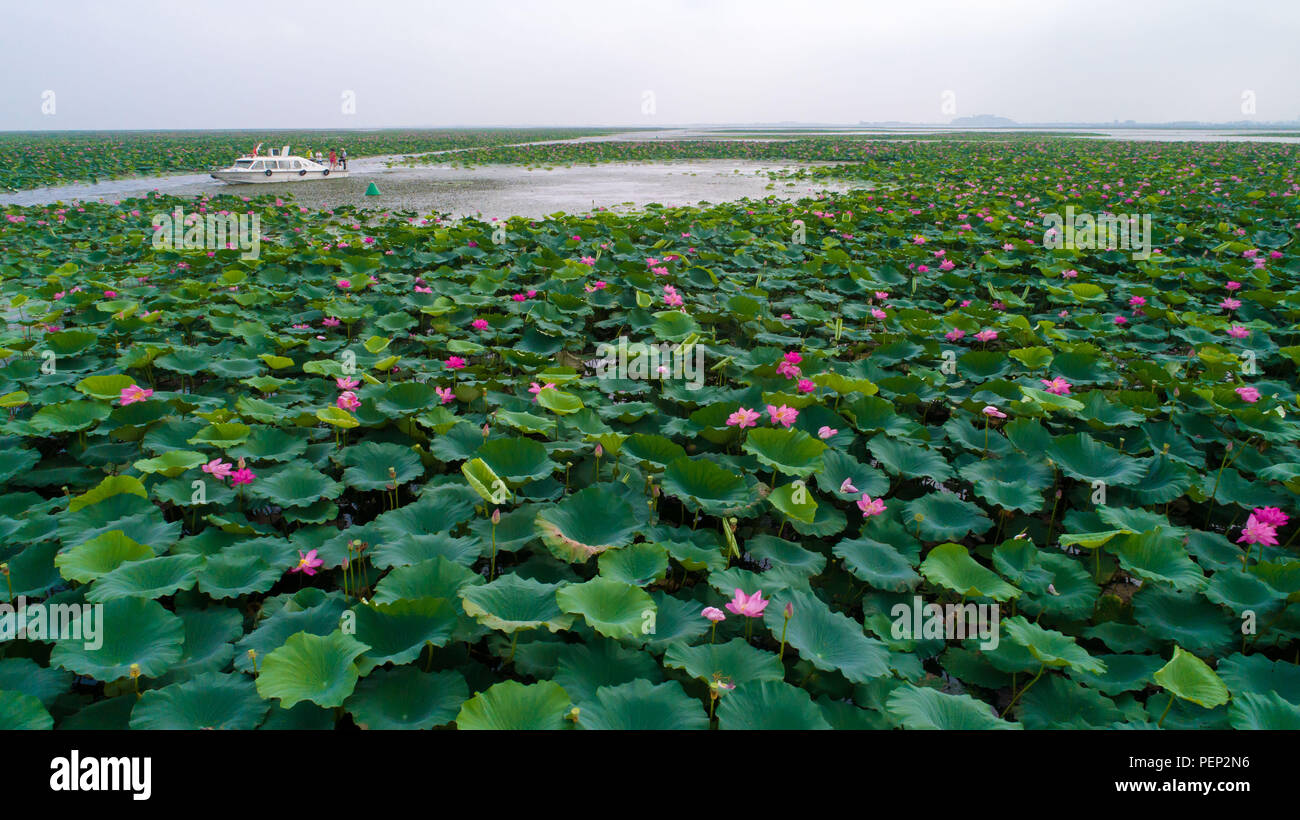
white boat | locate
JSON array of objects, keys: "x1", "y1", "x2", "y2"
[{"x1": 210, "y1": 144, "x2": 348, "y2": 183}]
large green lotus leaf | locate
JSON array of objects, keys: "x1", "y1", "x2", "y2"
[
  {"x1": 198, "y1": 554, "x2": 282, "y2": 599},
  {"x1": 345, "y1": 667, "x2": 468, "y2": 730},
  {"x1": 768, "y1": 481, "x2": 818, "y2": 524},
  {"x1": 130, "y1": 672, "x2": 268, "y2": 730},
  {"x1": 1154, "y1": 646, "x2": 1230, "y2": 709},
  {"x1": 1017, "y1": 551, "x2": 1099, "y2": 621},
  {"x1": 1002, "y1": 616, "x2": 1106, "y2": 674},
  {"x1": 598, "y1": 541, "x2": 669, "y2": 587},
  {"x1": 86, "y1": 554, "x2": 202, "y2": 602},
  {"x1": 1228, "y1": 692, "x2": 1300, "y2": 730},
  {"x1": 919, "y1": 542, "x2": 1019, "y2": 601},
  {"x1": 577, "y1": 679, "x2": 708, "y2": 730},
  {"x1": 461, "y1": 457, "x2": 507, "y2": 504},
  {"x1": 459, "y1": 574, "x2": 573, "y2": 633},
  {"x1": 0, "y1": 659, "x2": 73, "y2": 706},
  {"x1": 233, "y1": 594, "x2": 350, "y2": 673},
  {"x1": 1046, "y1": 433, "x2": 1146, "y2": 486},
  {"x1": 886, "y1": 684, "x2": 1021, "y2": 730},
  {"x1": 660, "y1": 457, "x2": 756, "y2": 517},
  {"x1": 373, "y1": 556, "x2": 483, "y2": 604},
  {"x1": 1112, "y1": 531, "x2": 1205, "y2": 590},
  {"x1": 1125, "y1": 455, "x2": 1197, "y2": 505},
  {"x1": 718, "y1": 681, "x2": 831, "y2": 730},
  {"x1": 535, "y1": 387, "x2": 584, "y2": 415},
  {"x1": 1133, "y1": 587, "x2": 1237, "y2": 656},
  {"x1": 352, "y1": 598, "x2": 460, "y2": 668},
  {"x1": 833, "y1": 536, "x2": 920, "y2": 591},
  {"x1": 1216, "y1": 653, "x2": 1300, "y2": 703},
  {"x1": 903, "y1": 495, "x2": 994, "y2": 542},
  {"x1": 374, "y1": 381, "x2": 438, "y2": 417},
  {"x1": 75, "y1": 374, "x2": 136, "y2": 400},
  {"x1": 662, "y1": 638, "x2": 785, "y2": 686},
  {"x1": 166, "y1": 607, "x2": 244, "y2": 682},
  {"x1": 0, "y1": 691, "x2": 54, "y2": 730},
  {"x1": 476, "y1": 437, "x2": 557, "y2": 484},
  {"x1": 255, "y1": 630, "x2": 370, "y2": 709},
  {"x1": 373, "y1": 484, "x2": 480, "y2": 540},
  {"x1": 534, "y1": 485, "x2": 639, "y2": 563},
  {"x1": 337, "y1": 441, "x2": 425, "y2": 491},
  {"x1": 67, "y1": 474, "x2": 149, "y2": 514},
  {"x1": 641, "y1": 591, "x2": 711, "y2": 650},
  {"x1": 55, "y1": 530, "x2": 154, "y2": 584},
  {"x1": 550, "y1": 638, "x2": 663, "y2": 704},
  {"x1": 867, "y1": 436, "x2": 954, "y2": 484},
  {"x1": 43, "y1": 329, "x2": 98, "y2": 356},
  {"x1": 747, "y1": 534, "x2": 827, "y2": 578},
  {"x1": 1015, "y1": 674, "x2": 1123, "y2": 729},
  {"x1": 1066, "y1": 653, "x2": 1165, "y2": 696},
  {"x1": 132, "y1": 450, "x2": 207, "y2": 478},
  {"x1": 29, "y1": 401, "x2": 110, "y2": 434},
  {"x1": 50, "y1": 597, "x2": 184, "y2": 680},
  {"x1": 621, "y1": 433, "x2": 687, "y2": 470},
  {"x1": 555, "y1": 577, "x2": 655, "y2": 641},
  {"x1": 456, "y1": 680, "x2": 571, "y2": 730},
  {"x1": 250, "y1": 462, "x2": 343, "y2": 507},
  {"x1": 742, "y1": 427, "x2": 827, "y2": 478},
  {"x1": 763, "y1": 589, "x2": 890, "y2": 682},
  {"x1": 186, "y1": 422, "x2": 252, "y2": 448},
  {"x1": 814, "y1": 448, "x2": 889, "y2": 498}
]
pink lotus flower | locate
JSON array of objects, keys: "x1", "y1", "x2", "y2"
[
  {"x1": 337, "y1": 391, "x2": 361, "y2": 411},
  {"x1": 103, "y1": 290, "x2": 118, "y2": 298},
  {"x1": 974, "y1": 329, "x2": 998, "y2": 343},
  {"x1": 939, "y1": 260, "x2": 955, "y2": 271},
  {"x1": 445, "y1": 356, "x2": 467, "y2": 370},
  {"x1": 322, "y1": 317, "x2": 341, "y2": 327},
  {"x1": 1128, "y1": 295, "x2": 1146, "y2": 308},
  {"x1": 1221, "y1": 298, "x2": 1241, "y2": 310},
  {"x1": 857, "y1": 494, "x2": 886, "y2": 517},
  {"x1": 435, "y1": 386, "x2": 455, "y2": 404},
  {"x1": 512, "y1": 293, "x2": 526, "y2": 302},
  {"x1": 1236, "y1": 386, "x2": 1260, "y2": 403},
  {"x1": 702, "y1": 607, "x2": 726, "y2": 623},
  {"x1": 290, "y1": 549, "x2": 324, "y2": 576},
  {"x1": 796, "y1": 378, "x2": 816, "y2": 394},
  {"x1": 1062, "y1": 269, "x2": 1078, "y2": 279},
  {"x1": 335, "y1": 376, "x2": 359, "y2": 390},
  {"x1": 871, "y1": 308, "x2": 887, "y2": 321},
  {"x1": 776, "y1": 360, "x2": 802, "y2": 379},
  {"x1": 725, "y1": 588, "x2": 769, "y2": 618},
  {"x1": 817, "y1": 425, "x2": 837, "y2": 439},
  {"x1": 1252, "y1": 507, "x2": 1289, "y2": 528},
  {"x1": 726, "y1": 407, "x2": 761, "y2": 429},
  {"x1": 472, "y1": 318, "x2": 489, "y2": 331},
  {"x1": 784, "y1": 351, "x2": 803, "y2": 366},
  {"x1": 982, "y1": 405, "x2": 1007, "y2": 419},
  {"x1": 1113, "y1": 315, "x2": 1128, "y2": 325},
  {"x1": 1227, "y1": 325, "x2": 1250, "y2": 339},
  {"x1": 414, "y1": 285, "x2": 432, "y2": 294},
  {"x1": 201, "y1": 459, "x2": 233, "y2": 480},
  {"x1": 119, "y1": 385, "x2": 154, "y2": 406},
  {"x1": 766, "y1": 404, "x2": 798, "y2": 428},
  {"x1": 1226, "y1": 281, "x2": 1242, "y2": 291},
  {"x1": 337, "y1": 279, "x2": 351, "y2": 289},
  {"x1": 839, "y1": 478, "x2": 859, "y2": 494},
  {"x1": 229, "y1": 468, "x2": 257, "y2": 486},
  {"x1": 529, "y1": 381, "x2": 556, "y2": 401},
  {"x1": 1237, "y1": 514, "x2": 1279, "y2": 547},
  {"x1": 1041, "y1": 377, "x2": 1072, "y2": 396},
  {"x1": 945, "y1": 328, "x2": 965, "y2": 341}
]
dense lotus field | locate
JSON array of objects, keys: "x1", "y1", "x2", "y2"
[
  {"x1": 0, "y1": 128, "x2": 623, "y2": 191},
  {"x1": 1, "y1": 136, "x2": 1299, "y2": 730}
]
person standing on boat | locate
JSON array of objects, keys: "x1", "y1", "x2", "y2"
[
  {"x1": 328, "y1": 148, "x2": 337, "y2": 170},
  {"x1": 340, "y1": 148, "x2": 347, "y2": 171}
]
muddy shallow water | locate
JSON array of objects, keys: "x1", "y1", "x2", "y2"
[{"x1": 0, "y1": 156, "x2": 853, "y2": 219}]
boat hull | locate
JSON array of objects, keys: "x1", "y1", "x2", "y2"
[{"x1": 210, "y1": 169, "x2": 349, "y2": 184}]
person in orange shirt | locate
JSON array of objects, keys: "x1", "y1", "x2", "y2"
[{"x1": 328, "y1": 148, "x2": 337, "y2": 170}]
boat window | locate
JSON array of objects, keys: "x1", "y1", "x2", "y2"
[
  {"x1": 234, "y1": 160, "x2": 253, "y2": 169},
  {"x1": 249, "y1": 161, "x2": 264, "y2": 170},
  {"x1": 292, "y1": 160, "x2": 301, "y2": 169}
]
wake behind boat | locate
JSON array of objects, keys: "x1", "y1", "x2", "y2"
[{"x1": 210, "y1": 143, "x2": 348, "y2": 183}]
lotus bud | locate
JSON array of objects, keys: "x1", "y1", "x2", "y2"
[
  {"x1": 594, "y1": 444, "x2": 603, "y2": 458},
  {"x1": 482, "y1": 423, "x2": 490, "y2": 438},
  {"x1": 129, "y1": 663, "x2": 140, "y2": 680},
  {"x1": 491, "y1": 508, "x2": 501, "y2": 525},
  {"x1": 783, "y1": 602, "x2": 794, "y2": 619},
  {"x1": 237, "y1": 457, "x2": 246, "y2": 469},
  {"x1": 388, "y1": 466, "x2": 397, "y2": 478},
  {"x1": 0, "y1": 563, "x2": 7, "y2": 577},
  {"x1": 567, "y1": 707, "x2": 580, "y2": 723}
]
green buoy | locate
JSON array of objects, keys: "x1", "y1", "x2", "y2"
[{"x1": 364, "y1": 182, "x2": 381, "y2": 196}]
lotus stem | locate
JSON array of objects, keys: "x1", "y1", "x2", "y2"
[
  {"x1": 999, "y1": 663, "x2": 1044, "y2": 719},
  {"x1": 1157, "y1": 693, "x2": 1175, "y2": 728}
]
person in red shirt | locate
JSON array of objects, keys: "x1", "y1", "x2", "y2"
[{"x1": 328, "y1": 149, "x2": 337, "y2": 170}]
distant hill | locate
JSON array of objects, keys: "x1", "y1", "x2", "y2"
[{"x1": 949, "y1": 114, "x2": 1018, "y2": 127}]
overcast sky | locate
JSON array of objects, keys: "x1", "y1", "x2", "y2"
[{"x1": 2, "y1": 0, "x2": 1297, "y2": 130}]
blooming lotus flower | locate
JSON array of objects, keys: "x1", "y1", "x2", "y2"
[
  {"x1": 103, "y1": 290, "x2": 118, "y2": 298},
  {"x1": 1227, "y1": 325, "x2": 1249, "y2": 339},
  {"x1": 1041, "y1": 377, "x2": 1072, "y2": 396},
  {"x1": 1129, "y1": 295, "x2": 1146, "y2": 308},
  {"x1": 1221, "y1": 298, "x2": 1242, "y2": 310},
  {"x1": 776, "y1": 360, "x2": 801, "y2": 379},
  {"x1": 119, "y1": 385, "x2": 153, "y2": 406},
  {"x1": 982, "y1": 405, "x2": 1007, "y2": 419},
  {"x1": 939, "y1": 260, "x2": 955, "y2": 271},
  {"x1": 1062, "y1": 269, "x2": 1078, "y2": 279},
  {"x1": 818, "y1": 426, "x2": 837, "y2": 439},
  {"x1": 1252, "y1": 507, "x2": 1289, "y2": 528},
  {"x1": 291, "y1": 549, "x2": 324, "y2": 576},
  {"x1": 871, "y1": 308, "x2": 887, "y2": 321},
  {"x1": 839, "y1": 478, "x2": 859, "y2": 494},
  {"x1": 766, "y1": 404, "x2": 798, "y2": 428},
  {"x1": 445, "y1": 356, "x2": 467, "y2": 370},
  {"x1": 725, "y1": 588, "x2": 769, "y2": 618},
  {"x1": 512, "y1": 293, "x2": 526, "y2": 302},
  {"x1": 529, "y1": 382, "x2": 557, "y2": 401},
  {"x1": 1237, "y1": 514, "x2": 1279, "y2": 547},
  {"x1": 1236, "y1": 386, "x2": 1260, "y2": 403},
  {"x1": 335, "y1": 376, "x2": 359, "y2": 390},
  {"x1": 974, "y1": 329, "x2": 998, "y2": 343},
  {"x1": 337, "y1": 391, "x2": 361, "y2": 411},
  {"x1": 783, "y1": 351, "x2": 803, "y2": 365},
  {"x1": 944, "y1": 328, "x2": 965, "y2": 341},
  {"x1": 229, "y1": 468, "x2": 257, "y2": 486},
  {"x1": 725, "y1": 407, "x2": 761, "y2": 429},
  {"x1": 436, "y1": 386, "x2": 455, "y2": 404},
  {"x1": 337, "y1": 279, "x2": 351, "y2": 289},
  {"x1": 796, "y1": 378, "x2": 816, "y2": 394},
  {"x1": 1225, "y1": 281, "x2": 1242, "y2": 291},
  {"x1": 1113, "y1": 315, "x2": 1128, "y2": 325},
  {"x1": 201, "y1": 459, "x2": 233, "y2": 480},
  {"x1": 472, "y1": 318, "x2": 489, "y2": 331},
  {"x1": 857, "y1": 494, "x2": 886, "y2": 517},
  {"x1": 702, "y1": 607, "x2": 726, "y2": 623}
]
